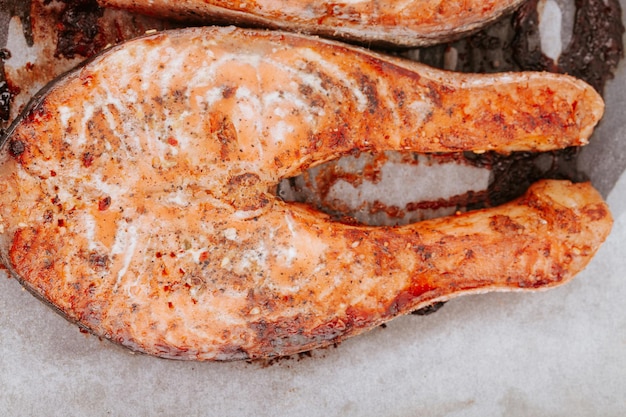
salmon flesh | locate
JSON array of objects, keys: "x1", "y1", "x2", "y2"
[
  {"x1": 0, "y1": 27, "x2": 612, "y2": 360},
  {"x1": 99, "y1": 0, "x2": 528, "y2": 47}
]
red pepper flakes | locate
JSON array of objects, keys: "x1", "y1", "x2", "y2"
[{"x1": 98, "y1": 196, "x2": 111, "y2": 211}]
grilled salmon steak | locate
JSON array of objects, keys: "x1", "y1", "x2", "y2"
[
  {"x1": 99, "y1": 0, "x2": 528, "y2": 47},
  {"x1": 0, "y1": 27, "x2": 612, "y2": 360}
]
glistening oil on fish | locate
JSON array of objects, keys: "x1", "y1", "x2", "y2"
[{"x1": 0, "y1": 27, "x2": 612, "y2": 360}]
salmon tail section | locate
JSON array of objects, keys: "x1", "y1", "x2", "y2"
[
  {"x1": 247, "y1": 180, "x2": 612, "y2": 359},
  {"x1": 394, "y1": 180, "x2": 613, "y2": 304}
]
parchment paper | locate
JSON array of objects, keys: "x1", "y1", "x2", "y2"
[{"x1": 1, "y1": 1, "x2": 625, "y2": 416}]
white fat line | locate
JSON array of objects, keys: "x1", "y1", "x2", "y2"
[
  {"x1": 165, "y1": 188, "x2": 190, "y2": 206},
  {"x1": 82, "y1": 212, "x2": 97, "y2": 251},
  {"x1": 183, "y1": 52, "x2": 263, "y2": 94},
  {"x1": 101, "y1": 104, "x2": 134, "y2": 160},
  {"x1": 408, "y1": 94, "x2": 436, "y2": 129},
  {"x1": 285, "y1": 212, "x2": 297, "y2": 238},
  {"x1": 77, "y1": 103, "x2": 94, "y2": 148},
  {"x1": 268, "y1": 120, "x2": 294, "y2": 145},
  {"x1": 85, "y1": 172, "x2": 129, "y2": 201},
  {"x1": 58, "y1": 106, "x2": 73, "y2": 130},
  {"x1": 97, "y1": 73, "x2": 127, "y2": 120},
  {"x1": 263, "y1": 90, "x2": 318, "y2": 123},
  {"x1": 260, "y1": 56, "x2": 330, "y2": 101},
  {"x1": 140, "y1": 46, "x2": 165, "y2": 92},
  {"x1": 196, "y1": 86, "x2": 225, "y2": 108},
  {"x1": 111, "y1": 223, "x2": 139, "y2": 293},
  {"x1": 156, "y1": 46, "x2": 191, "y2": 98},
  {"x1": 123, "y1": 234, "x2": 152, "y2": 299},
  {"x1": 277, "y1": 245, "x2": 297, "y2": 268},
  {"x1": 233, "y1": 86, "x2": 264, "y2": 159},
  {"x1": 259, "y1": 57, "x2": 329, "y2": 121},
  {"x1": 238, "y1": 242, "x2": 269, "y2": 271}
]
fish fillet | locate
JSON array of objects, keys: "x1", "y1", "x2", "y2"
[
  {"x1": 99, "y1": 0, "x2": 528, "y2": 47},
  {"x1": 0, "y1": 27, "x2": 611, "y2": 360}
]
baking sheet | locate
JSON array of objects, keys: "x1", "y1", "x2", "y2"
[{"x1": 1, "y1": 1, "x2": 625, "y2": 416}]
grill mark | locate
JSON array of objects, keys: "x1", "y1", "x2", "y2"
[{"x1": 9, "y1": 139, "x2": 25, "y2": 157}]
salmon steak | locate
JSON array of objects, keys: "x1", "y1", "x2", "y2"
[
  {"x1": 0, "y1": 27, "x2": 612, "y2": 360},
  {"x1": 99, "y1": 0, "x2": 528, "y2": 47}
]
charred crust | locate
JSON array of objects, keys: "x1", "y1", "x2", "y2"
[
  {"x1": 426, "y1": 82, "x2": 444, "y2": 108},
  {"x1": 518, "y1": 266, "x2": 564, "y2": 289},
  {"x1": 226, "y1": 173, "x2": 271, "y2": 212},
  {"x1": 217, "y1": 345, "x2": 250, "y2": 361},
  {"x1": 559, "y1": 0, "x2": 625, "y2": 92},
  {"x1": 461, "y1": 150, "x2": 584, "y2": 209},
  {"x1": 513, "y1": 0, "x2": 624, "y2": 93},
  {"x1": 8, "y1": 139, "x2": 25, "y2": 157},
  {"x1": 326, "y1": 122, "x2": 350, "y2": 149},
  {"x1": 393, "y1": 88, "x2": 407, "y2": 108},
  {"x1": 43, "y1": 210, "x2": 54, "y2": 223},
  {"x1": 54, "y1": 0, "x2": 105, "y2": 59},
  {"x1": 356, "y1": 72, "x2": 380, "y2": 114},
  {"x1": 511, "y1": 1, "x2": 557, "y2": 71},
  {"x1": 88, "y1": 252, "x2": 109, "y2": 269},
  {"x1": 489, "y1": 214, "x2": 525, "y2": 233},
  {"x1": 310, "y1": 317, "x2": 349, "y2": 341},
  {"x1": 386, "y1": 282, "x2": 437, "y2": 317},
  {"x1": 246, "y1": 307, "x2": 376, "y2": 358},
  {"x1": 404, "y1": 190, "x2": 489, "y2": 213},
  {"x1": 0, "y1": 79, "x2": 12, "y2": 122},
  {"x1": 342, "y1": 228, "x2": 365, "y2": 243},
  {"x1": 416, "y1": 245, "x2": 433, "y2": 261},
  {"x1": 411, "y1": 301, "x2": 447, "y2": 316},
  {"x1": 210, "y1": 113, "x2": 238, "y2": 161},
  {"x1": 221, "y1": 85, "x2": 236, "y2": 99},
  {"x1": 298, "y1": 83, "x2": 314, "y2": 98},
  {"x1": 228, "y1": 172, "x2": 261, "y2": 189},
  {"x1": 249, "y1": 315, "x2": 308, "y2": 355},
  {"x1": 583, "y1": 204, "x2": 609, "y2": 221},
  {"x1": 553, "y1": 208, "x2": 581, "y2": 234}
]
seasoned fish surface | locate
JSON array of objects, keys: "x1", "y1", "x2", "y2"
[
  {"x1": 99, "y1": 0, "x2": 528, "y2": 47},
  {"x1": 0, "y1": 27, "x2": 611, "y2": 360}
]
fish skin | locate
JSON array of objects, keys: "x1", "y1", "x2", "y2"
[
  {"x1": 99, "y1": 0, "x2": 528, "y2": 47},
  {"x1": 0, "y1": 27, "x2": 611, "y2": 360}
]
